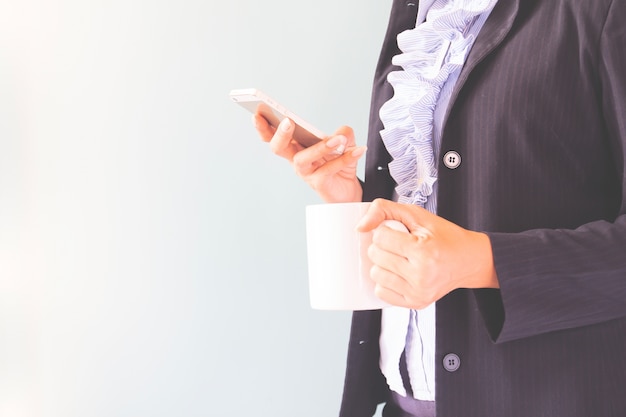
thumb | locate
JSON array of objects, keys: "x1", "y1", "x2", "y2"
[
  {"x1": 333, "y1": 125, "x2": 356, "y2": 146},
  {"x1": 356, "y1": 199, "x2": 433, "y2": 233}
]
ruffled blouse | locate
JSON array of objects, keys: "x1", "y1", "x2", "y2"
[{"x1": 379, "y1": 0, "x2": 498, "y2": 206}]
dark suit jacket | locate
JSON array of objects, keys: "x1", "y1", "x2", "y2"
[{"x1": 339, "y1": 1, "x2": 626, "y2": 416}]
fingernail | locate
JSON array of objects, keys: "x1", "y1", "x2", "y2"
[
  {"x1": 351, "y1": 146, "x2": 367, "y2": 157},
  {"x1": 280, "y1": 118, "x2": 293, "y2": 132},
  {"x1": 326, "y1": 135, "x2": 347, "y2": 149}
]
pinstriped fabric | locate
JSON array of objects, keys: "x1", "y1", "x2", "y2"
[
  {"x1": 436, "y1": 0, "x2": 626, "y2": 415},
  {"x1": 437, "y1": 0, "x2": 626, "y2": 342}
]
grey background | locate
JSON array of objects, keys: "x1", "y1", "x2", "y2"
[{"x1": 0, "y1": 0, "x2": 391, "y2": 416}]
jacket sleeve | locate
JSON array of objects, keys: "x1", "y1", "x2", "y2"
[{"x1": 478, "y1": 0, "x2": 626, "y2": 344}]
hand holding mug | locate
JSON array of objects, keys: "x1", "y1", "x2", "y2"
[{"x1": 357, "y1": 199, "x2": 499, "y2": 310}]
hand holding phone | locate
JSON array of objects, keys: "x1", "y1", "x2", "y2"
[{"x1": 229, "y1": 88, "x2": 325, "y2": 148}]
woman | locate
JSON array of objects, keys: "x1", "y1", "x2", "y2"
[{"x1": 254, "y1": 0, "x2": 626, "y2": 416}]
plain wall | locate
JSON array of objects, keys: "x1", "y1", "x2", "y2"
[{"x1": 0, "y1": 1, "x2": 391, "y2": 416}]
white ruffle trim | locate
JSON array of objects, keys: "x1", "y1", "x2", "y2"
[{"x1": 379, "y1": 0, "x2": 497, "y2": 206}]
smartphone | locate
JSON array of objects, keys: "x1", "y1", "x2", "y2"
[{"x1": 229, "y1": 88, "x2": 325, "y2": 148}]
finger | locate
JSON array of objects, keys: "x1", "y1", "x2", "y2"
[
  {"x1": 291, "y1": 134, "x2": 362, "y2": 178},
  {"x1": 253, "y1": 113, "x2": 276, "y2": 143},
  {"x1": 372, "y1": 281, "x2": 412, "y2": 309},
  {"x1": 292, "y1": 134, "x2": 348, "y2": 171},
  {"x1": 368, "y1": 240, "x2": 416, "y2": 282},
  {"x1": 370, "y1": 264, "x2": 435, "y2": 310},
  {"x1": 299, "y1": 145, "x2": 366, "y2": 180},
  {"x1": 268, "y1": 118, "x2": 304, "y2": 161},
  {"x1": 370, "y1": 263, "x2": 408, "y2": 291},
  {"x1": 332, "y1": 125, "x2": 356, "y2": 147},
  {"x1": 371, "y1": 226, "x2": 417, "y2": 259},
  {"x1": 322, "y1": 125, "x2": 356, "y2": 157},
  {"x1": 370, "y1": 262, "x2": 409, "y2": 303}
]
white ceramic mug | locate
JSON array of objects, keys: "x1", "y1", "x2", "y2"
[{"x1": 305, "y1": 202, "x2": 408, "y2": 310}]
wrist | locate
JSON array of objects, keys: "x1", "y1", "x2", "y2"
[
  {"x1": 469, "y1": 232, "x2": 499, "y2": 289},
  {"x1": 319, "y1": 179, "x2": 363, "y2": 203}
]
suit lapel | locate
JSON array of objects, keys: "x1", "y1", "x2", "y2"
[{"x1": 443, "y1": 0, "x2": 521, "y2": 126}]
